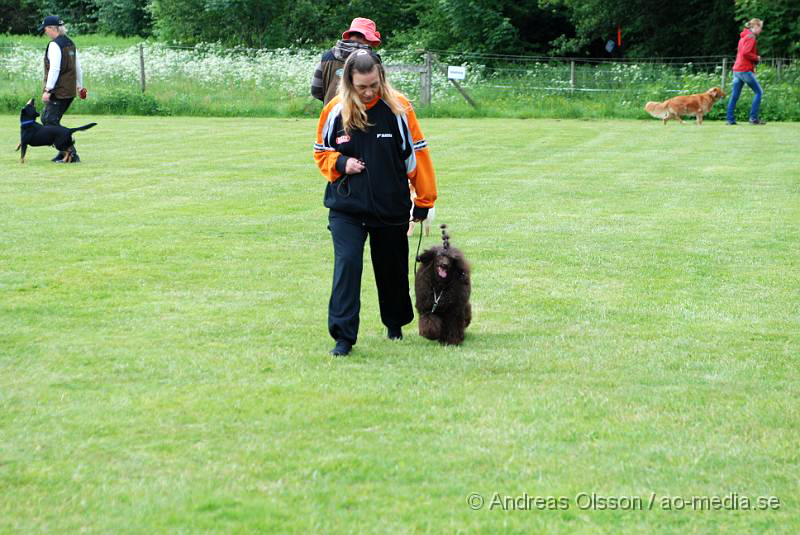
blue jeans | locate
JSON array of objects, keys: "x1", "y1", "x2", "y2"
[{"x1": 726, "y1": 71, "x2": 762, "y2": 122}]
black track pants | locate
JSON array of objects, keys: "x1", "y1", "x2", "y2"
[
  {"x1": 41, "y1": 97, "x2": 74, "y2": 126},
  {"x1": 327, "y1": 211, "x2": 414, "y2": 345},
  {"x1": 42, "y1": 97, "x2": 77, "y2": 159}
]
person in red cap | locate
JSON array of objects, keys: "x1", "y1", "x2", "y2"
[{"x1": 311, "y1": 18, "x2": 382, "y2": 105}]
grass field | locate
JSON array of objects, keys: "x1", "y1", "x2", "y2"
[{"x1": 1, "y1": 115, "x2": 798, "y2": 534}]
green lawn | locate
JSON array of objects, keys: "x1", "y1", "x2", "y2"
[{"x1": 1, "y1": 116, "x2": 798, "y2": 534}]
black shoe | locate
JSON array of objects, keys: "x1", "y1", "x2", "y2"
[
  {"x1": 749, "y1": 119, "x2": 766, "y2": 125},
  {"x1": 69, "y1": 155, "x2": 81, "y2": 163},
  {"x1": 725, "y1": 120, "x2": 737, "y2": 125},
  {"x1": 330, "y1": 339, "x2": 352, "y2": 356},
  {"x1": 387, "y1": 326, "x2": 403, "y2": 340},
  {"x1": 51, "y1": 151, "x2": 65, "y2": 162}
]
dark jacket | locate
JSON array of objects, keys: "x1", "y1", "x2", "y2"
[
  {"x1": 314, "y1": 94, "x2": 437, "y2": 226},
  {"x1": 310, "y1": 40, "x2": 373, "y2": 105},
  {"x1": 44, "y1": 35, "x2": 77, "y2": 99}
]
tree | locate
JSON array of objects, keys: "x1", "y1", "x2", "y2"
[
  {"x1": 39, "y1": 0, "x2": 99, "y2": 33},
  {"x1": 735, "y1": 0, "x2": 800, "y2": 56},
  {"x1": 540, "y1": 0, "x2": 739, "y2": 57},
  {"x1": 389, "y1": 0, "x2": 518, "y2": 54},
  {"x1": 94, "y1": 0, "x2": 152, "y2": 37},
  {"x1": 149, "y1": 0, "x2": 283, "y2": 47},
  {"x1": 0, "y1": 0, "x2": 42, "y2": 33}
]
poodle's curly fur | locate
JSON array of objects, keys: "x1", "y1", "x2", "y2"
[{"x1": 414, "y1": 225, "x2": 472, "y2": 345}]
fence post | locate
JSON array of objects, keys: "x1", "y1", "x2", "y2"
[
  {"x1": 139, "y1": 44, "x2": 146, "y2": 93},
  {"x1": 570, "y1": 60, "x2": 576, "y2": 91},
  {"x1": 430, "y1": 52, "x2": 477, "y2": 109},
  {"x1": 777, "y1": 58, "x2": 782, "y2": 82},
  {"x1": 721, "y1": 57, "x2": 727, "y2": 90},
  {"x1": 419, "y1": 51, "x2": 432, "y2": 106}
]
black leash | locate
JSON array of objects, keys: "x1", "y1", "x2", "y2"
[{"x1": 413, "y1": 221, "x2": 424, "y2": 274}]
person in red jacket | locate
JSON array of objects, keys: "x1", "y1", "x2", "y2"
[
  {"x1": 313, "y1": 50, "x2": 437, "y2": 356},
  {"x1": 726, "y1": 18, "x2": 765, "y2": 125}
]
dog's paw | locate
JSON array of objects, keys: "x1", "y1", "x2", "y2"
[{"x1": 418, "y1": 314, "x2": 442, "y2": 340}]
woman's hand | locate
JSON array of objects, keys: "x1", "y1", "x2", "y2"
[{"x1": 345, "y1": 157, "x2": 366, "y2": 174}]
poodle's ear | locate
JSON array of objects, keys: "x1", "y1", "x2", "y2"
[{"x1": 416, "y1": 249, "x2": 436, "y2": 265}]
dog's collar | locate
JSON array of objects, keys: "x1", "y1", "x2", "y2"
[
  {"x1": 431, "y1": 288, "x2": 444, "y2": 314},
  {"x1": 20, "y1": 119, "x2": 36, "y2": 126}
]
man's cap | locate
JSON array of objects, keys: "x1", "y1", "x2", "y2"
[
  {"x1": 38, "y1": 16, "x2": 63, "y2": 35},
  {"x1": 342, "y1": 18, "x2": 381, "y2": 46}
]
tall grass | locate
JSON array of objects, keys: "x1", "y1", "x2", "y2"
[
  {"x1": 0, "y1": 33, "x2": 143, "y2": 48},
  {"x1": 1, "y1": 35, "x2": 798, "y2": 120}
]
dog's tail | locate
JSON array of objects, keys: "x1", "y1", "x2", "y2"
[
  {"x1": 69, "y1": 122, "x2": 97, "y2": 133},
  {"x1": 645, "y1": 101, "x2": 670, "y2": 119}
]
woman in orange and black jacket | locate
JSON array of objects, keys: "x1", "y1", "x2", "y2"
[{"x1": 313, "y1": 50, "x2": 437, "y2": 356}]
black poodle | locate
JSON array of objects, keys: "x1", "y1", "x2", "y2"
[{"x1": 414, "y1": 225, "x2": 472, "y2": 345}]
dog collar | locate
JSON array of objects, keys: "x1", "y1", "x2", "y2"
[
  {"x1": 20, "y1": 120, "x2": 36, "y2": 125},
  {"x1": 431, "y1": 288, "x2": 444, "y2": 314}
]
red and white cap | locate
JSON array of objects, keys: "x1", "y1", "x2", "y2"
[{"x1": 342, "y1": 17, "x2": 381, "y2": 46}]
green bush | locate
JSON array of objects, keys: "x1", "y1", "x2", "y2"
[
  {"x1": 89, "y1": 90, "x2": 165, "y2": 115},
  {"x1": 93, "y1": 0, "x2": 152, "y2": 37}
]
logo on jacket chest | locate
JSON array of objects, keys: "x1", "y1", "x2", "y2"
[
  {"x1": 336, "y1": 134, "x2": 351, "y2": 144},
  {"x1": 376, "y1": 133, "x2": 393, "y2": 138}
]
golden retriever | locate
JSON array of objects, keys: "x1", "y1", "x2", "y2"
[{"x1": 645, "y1": 87, "x2": 726, "y2": 125}]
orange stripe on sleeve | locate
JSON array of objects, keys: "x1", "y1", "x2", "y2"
[
  {"x1": 313, "y1": 96, "x2": 343, "y2": 183},
  {"x1": 401, "y1": 97, "x2": 437, "y2": 209}
]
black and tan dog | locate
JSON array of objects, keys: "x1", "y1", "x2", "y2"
[
  {"x1": 16, "y1": 98, "x2": 96, "y2": 163},
  {"x1": 415, "y1": 224, "x2": 472, "y2": 345}
]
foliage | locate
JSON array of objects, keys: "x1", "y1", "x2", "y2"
[
  {"x1": 0, "y1": 0, "x2": 150, "y2": 37},
  {"x1": 93, "y1": 0, "x2": 152, "y2": 37},
  {"x1": 0, "y1": 0, "x2": 41, "y2": 34},
  {"x1": 734, "y1": 0, "x2": 800, "y2": 56},
  {"x1": 502, "y1": 0, "x2": 575, "y2": 55},
  {"x1": 147, "y1": 0, "x2": 419, "y2": 48},
  {"x1": 37, "y1": 0, "x2": 98, "y2": 34},
  {"x1": 2, "y1": 41, "x2": 799, "y2": 120},
  {"x1": 3, "y1": 0, "x2": 800, "y2": 57},
  {"x1": 540, "y1": 0, "x2": 739, "y2": 57},
  {"x1": 391, "y1": 0, "x2": 518, "y2": 54}
]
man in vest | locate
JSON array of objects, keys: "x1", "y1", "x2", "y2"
[{"x1": 38, "y1": 16, "x2": 86, "y2": 163}]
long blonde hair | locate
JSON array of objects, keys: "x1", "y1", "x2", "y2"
[
  {"x1": 746, "y1": 18, "x2": 763, "y2": 30},
  {"x1": 338, "y1": 50, "x2": 407, "y2": 132}
]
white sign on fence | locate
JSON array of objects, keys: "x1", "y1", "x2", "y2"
[{"x1": 447, "y1": 65, "x2": 466, "y2": 80}]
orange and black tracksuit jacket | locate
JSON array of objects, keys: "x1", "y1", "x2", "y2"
[{"x1": 314, "y1": 94, "x2": 437, "y2": 226}]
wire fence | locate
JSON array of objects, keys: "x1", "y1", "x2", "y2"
[
  {"x1": 2, "y1": 43, "x2": 798, "y2": 112},
  {"x1": 427, "y1": 49, "x2": 798, "y2": 99}
]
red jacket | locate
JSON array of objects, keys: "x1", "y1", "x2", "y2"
[{"x1": 733, "y1": 29, "x2": 759, "y2": 72}]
